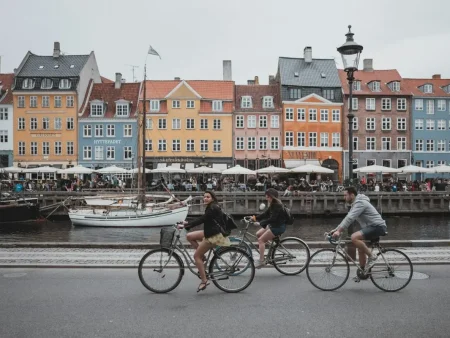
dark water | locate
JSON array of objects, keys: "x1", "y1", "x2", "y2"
[{"x1": 0, "y1": 216, "x2": 449, "y2": 243}]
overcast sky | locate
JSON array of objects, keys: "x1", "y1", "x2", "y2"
[{"x1": 1, "y1": 0, "x2": 449, "y2": 84}]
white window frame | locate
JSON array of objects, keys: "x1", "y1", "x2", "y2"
[
  {"x1": 31, "y1": 141, "x2": 38, "y2": 155},
  {"x1": 285, "y1": 108, "x2": 294, "y2": 121},
  {"x1": 309, "y1": 132, "x2": 317, "y2": 147},
  {"x1": 41, "y1": 79, "x2": 53, "y2": 90},
  {"x1": 67, "y1": 117, "x2": 74, "y2": 130},
  {"x1": 54, "y1": 141, "x2": 61, "y2": 155},
  {"x1": 54, "y1": 96, "x2": 62, "y2": 108},
  {"x1": 320, "y1": 132, "x2": 328, "y2": 147},
  {"x1": 259, "y1": 115, "x2": 267, "y2": 128},
  {"x1": 30, "y1": 96, "x2": 37, "y2": 108},
  {"x1": 426, "y1": 100, "x2": 434, "y2": 114},
  {"x1": 297, "y1": 132, "x2": 305, "y2": 147},
  {"x1": 30, "y1": 117, "x2": 37, "y2": 130},
  {"x1": 397, "y1": 98, "x2": 406, "y2": 111},
  {"x1": 366, "y1": 117, "x2": 375, "y2": 131},
  {"x1": 259, "y1": 136, "x2": 267, "y2": 150},
  {"x1": 332, "y1": 132, "x2": 340, "y2": 147},
  {"x1": 437, "y1": 120, "x2": 446, "y2": 130},
  {"x1": 158, "y1": 140, "x2": 167, "y2": 152},
  {"x1": 352, "y1": 117, "x2": 358, "y2": 130},
  {"x1": 285, "y1": 132, "x2": 294, "y2": 147},
  {"x1": 415, "y1": 99, "x2": 423, "y2": 110},
  {"x1": 213, "y1": 119, "x2": 221, "y2": 130},
  {"x1": 116, "y1": 104, "x2": 129, "y2": 117},
  {"x1": 124, "y1": 124, "x2": 132, "y2": 137},
  {"x1": 236, "y1": 137, "x2": 244, "y2": 150},
  {"x1": 247, "y1": 137, "x2": 256, "y2": 150},
  {"x1": 366, "y1": 98, "x2": 375, "y2": 110},
  {"x1": 332, "y1": 109, "x2": 340, "y2": 122},
  {"x1": 172, "y1": 139, "x2": 181, "y2": 152},
  {"x1": 59, "y1": 79, "x2": 71, "y2": 89},
  {"x1": 426, "y1": 160, "x2": 434, "y2": 168},
  {"x1": 353, "y1": 137, "x2": 358, "y2": 151},
  {"x1": 106, "y1": 124, "x2": 115, "y2": 137},
  {"x1": 415, "y1": 140, "x2": 423, "y2": 152},
  {"x1": 371, "y1": 81, "x2": 381, "y2": 92},
  {"x1": 212, "y1": 100, "x2": 222, "y2": 112},
  {"x1": 186, "y1": 118, "x2": 195, "y2": 129},
  {"x1": 83, "y1": 146, "x2": 92, "y2": 160},
  {"x1": 391, "y1": 81, "x2": 400, "y2": 92},
  {"x1": 54, "y1": 118, "x2": 62, "y2": 130},
  {"x1": 366, "y1": 137, "x2": 376, "y2": 150},
  {"x1": 66, "y1": 96, "x2": 74, "y2": 108},
  {"x1": 270, "y1": 136, "x2": 279, "y2": 150},
  {"x1": 382, "y1": 117, "x2": 391, "y2": 130},
  {"x1": 213, "y1": 140, "x2": 221, "y2": 152},
  {"x1": 145, "y1": 140, "x2": 153, "y2": 151},
  {"x1": 426, "y1": 140, "x2": 434, "y2": 152},
  {"x1": 159, "y1": 118, "x2": 167, "y2": 129},
  {"x1": 397, "y1": 118, "x2": 406, "y2": 131},
  {"x1": 172, "y1": 100, "x2": 180, "y2": 109},
  {"x1": 263, "y1": 96, "x2": 274, "y2": 108},
  {"x1": 424, "y1": 84, "x2": 433, "y2": 93},
  {"x1": 106, "y1": 146, "x2": 115, "y2": 159},
  {"x1": 308, "y1": 109, "x2": 317, "y2": 122},
  {"x1": 186, "y1": 100, "x2": 195, "y2": 109},
  {"x1": 91, "y1": 103, "x2": 103, "y2": 116},
  {"x1": 241, "y1": 96, "x2": 252, "y2": 108},
  {"x1": 236, "y1": 115, "x2": 244, "y2": 128},
  {"x1": 381, "y1": 137, "x2": 391, "y2": 150},
  {"x1": 150, "y1": 100, "x2": 160, "y2": 112},
  {"x1": 18, "y1": 96, "x2": 25, "y2": 108},
  {"x1": 42, "y1": 96, "x2": 50, "y2": 108},
  {"x1": 123, "y1": 146, "x2": 132, "y2": 160},
  {"x1": 397, "y1": 137, "x2": 407, "y2": 151},
  {"x1": 297, "y1": 108, "x2": 305, "y2": 121},
  {"x1": 200, "y1": 118, "x2": 208, "y2": 130},
  {"x1": 186, "y1": 139, "x2": 195, "y2": 152},
  {"x1": 18, "y1": 141, "x2": 25, "y2": 155},
  {"x1": 270, "y1": 115, "x2": 279, "y2": 128},
  {"x1": 172, "y1": 118, "x2": 181, "y2": 130},
  {"x1": 42, "y1": 117, "x2": 50, "y2": 130},
  {"x1": 247, "y1": 116, "x2": 256, "y2": 128},
  {"x1": 66, "y1": 141, "x2": 74, "y2": 155},
  {"x1": 95, "y1": 124, "x2": 104, "y2": 137},
  {"x1": 415, "y1": 119, "x2": 424, "y2": 130},
  {"x1": 426, "y1": 119, "x2": 435, "y2": 130},
  {"x1": 200, "y1": 139, "x2": 208, "y2": 152},
  {"x1": 320, "y1": 109, "x2": 329, "y2": 122},
  {"x1": 437, "y1": 100, "x2": 446, "y2": 111},
  {"x1": 437, "y1": 140, "x2": 445, "y2": 152},
  {"x1": 381, "y1": 98, "x2": 391, "y2": 110},
  {"x1": 18, "y1": 117, "x2": 25, "y2": 130},
  {"x1": 83, "y1": 125, "x2": 92, "y2": 137}
]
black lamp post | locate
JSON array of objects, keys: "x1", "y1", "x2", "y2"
[{"x1": 337, "y1": 25, "x2": 363, "y2": 184}]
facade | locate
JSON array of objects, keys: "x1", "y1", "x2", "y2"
[
  {"x1": 78, "y1": 73, "x2": 141, "y2": 170},
  {"x1": 12, "y1": 42, "x2": 101, "y2": 169},
  {"x1": 404, "y1": 75, "x2": 450, "y2": 177},
  {"x1": 234, "y1": 79, "x2": 282, "y2": 170},
  {"x1": 338, "y1": 60, "x2": 412, "y2": 179},
  {"x1": 0, "y1": 74, "x2": 14, "y2": 167},
  {"x1": 141, "y1": 79, "x2": 234, "y2": 171}
]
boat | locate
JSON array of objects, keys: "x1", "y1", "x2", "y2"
[
  {"x1": 82, "y1": 194, "x2": 174, "y2": 207},
  {"x1": 0, "y1": 193, "x2": 40, "y2": 223}
]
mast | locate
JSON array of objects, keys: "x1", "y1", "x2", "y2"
[{"x1": 141, "y1": 65, "x2": 147, "y2": 207}]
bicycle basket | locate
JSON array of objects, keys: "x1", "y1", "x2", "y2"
[{"x1": 160, "y1": 227, "x2": 176, "y2": 248}]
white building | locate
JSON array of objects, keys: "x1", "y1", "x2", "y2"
[{"x1": 0, "y1": 73, "x2": 14, "y2": 167}]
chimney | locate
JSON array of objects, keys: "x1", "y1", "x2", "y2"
[
  {"x1": 115, "y1": 73, "x2": 122, "y2": 89},
  {"x1": 53, "y1": 42, "x2": 61, "y2": 58},
  {"x1": 269, "y1": 75, "x2": 275, "y2": 84},
  {"x1": 432, "y1": 74, "x2": 441, "y2": 79},
  {"x1": 174, "y1": 77, "x2": 181, "y2": 80},
  {"x1": 223, "y1": 60, "x2": 232, "y2": 81},
  {"x1": 363, "y1": 59, "x2": 374, "y2": 72},
  {"x1": 304, "y1": 47, "x2": 312, "y2": 63},
  {"x1": 254, "y1": 76, "x2": 259, "y2": 85}
]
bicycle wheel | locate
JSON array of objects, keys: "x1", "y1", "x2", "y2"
[
  {"x1": 271, "y1": 237, "x2": 310, "y2": 275},
  {"x1": 208, "y1": 247, "x2": 255, "y2": 293},
  {"x1": 138, "y1": 248, "x2": 184, "y2": 293},
  {"x1": 369, "y1": 249, "x2": 413, "y2": 292},
  {"x1": 306, "y1": 249, "x2": 350, "y2": 291},
  {"x1": 229, "y1": 237, "x2": 253, "y2": 257}
]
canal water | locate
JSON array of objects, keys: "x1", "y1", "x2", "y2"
[{"x1": 0, "y1": 216, "x2": 449, "y2": 243}]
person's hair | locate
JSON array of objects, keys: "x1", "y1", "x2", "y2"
[
  {"x1": 204, "y1": 190, "x2": 218, "y2": 203},
  {"x1": 265, "y1": 188, "x2": 282, "y2": 206},
  {"x1": 344, "y1": 186, "x2": 358, "y2": 196}
]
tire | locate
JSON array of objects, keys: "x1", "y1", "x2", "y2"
[
  {"x1": 306, "y1": 249, "x2": 350, "y2": 291},
  {"x1": 229, "y1": 237, "x2": 253, "y2": 257},
  {"x1": 369, "y1": 249, "x2": 413, "y2": 292},
  {"x1": 271, "y1": 237, "x2": 310, "y2": 275},
  {"x1": 138, "y1": 248, "x2": 184, "y2": 293},
  {"x1": 208, "y1": 247, "x2": 255, "y2": 293}
]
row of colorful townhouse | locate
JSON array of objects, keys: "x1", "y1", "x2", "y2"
[{"x1": 0, "y1": 43, "x2": 449, "y2": 181}]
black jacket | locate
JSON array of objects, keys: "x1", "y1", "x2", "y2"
[
  {"x1": 185, "y1": 202, "x2": 223, "y2": 238},
  {"x1": 256, "y1": 202, "x2": 285, "y2": 228}
]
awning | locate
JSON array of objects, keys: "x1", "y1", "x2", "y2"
[
  {"x1": 185, "y1": 163, "x2": 195, "y2": 170},
  {"x1": 170, "y1": 163, "x2": 181, "y2": 169},
  {"x1": 157, "y1": 163, "x2": 167, "y2": 169},
  {"x1": 284, "y1": 160, "x2": 321, "y2": 169},
  {"x1": 213, "y1": 163, "x2": 228, "y2": 171}
]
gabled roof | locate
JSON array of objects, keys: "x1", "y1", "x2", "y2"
[
  {"x1": 286, "y1": 93, "x2": 338, "y2": 105},
  {"x1": 0, "y1": 73, "x2": 15, "y2": 104},
  {"x1": 16, "y1": 52, "x2": 90, "y2": 77},
  {"x1": 235, "y1": 84, "x2": 282, "y2": 112},
  {"x1": 403, "y1": 78, "x2": 450, "y2": 97},
  {"x1": 143, "y1": 80, "x2": 234, "y2": 100},
  {"x1": 278, "y1": 57, "x2": 341, "y2": 88},
  {"x1": 165, "y1": 80, "x2": 202, "y2": 99},
  {"x1": 101, "y1": 76, "x2": 114, "y2": 83}
]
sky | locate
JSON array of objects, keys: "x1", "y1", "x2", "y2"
[{"x1": 1, "y1": 0, "x2": 450, "y2": 84}]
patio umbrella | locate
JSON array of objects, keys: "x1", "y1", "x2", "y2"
[
  {"x1": 151, "y1": 166, "x2": 186, "y2": 174},
  {"x1": 290, "y1": 164, "x2": 334, "y2": 174},
  {"x1": 354, "y1": 165, "x2": 401, "y2": 174},
  {"x1": 433, "y1": 165, "x2": 450, "y2": 173},
  {"x1": 221, "y1": 165, "x2": 256, "y2": 175},
  {"x1": 58, "y1": 165, "x2": 94, "y2": 174},
  {"x1": 256, "y1": 165, "x2": 291, "y2": 174},
  {"x1": 25, "y1": 166, "x2": 60, "y2": 173},
  {"x1": 128, "y1": 168, "x2": 152, "y2": 174},
  {"x1": 95, "y1": 165, "x2": 130, "y2": 174},
  {"x1": 398, "y1": 165, "x2": 434, "y2": 174},
  {"x1": 186, "y1": 166, "x2": 223, "y2": 174},
  {"x1": 0, "y1": 166, "x2": 23, "y2": 173}
]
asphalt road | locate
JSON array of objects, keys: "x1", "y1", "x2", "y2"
[{"x1": 1, "y1": 266, "x2": 449, "y2": 338}]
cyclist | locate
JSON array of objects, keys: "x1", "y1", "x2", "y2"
[
  {"x1": 332, "y1": 186, "x2": 387, "y2": 270},
  {"x1": 250, "y1": 188, "x2": 286, "y2": 268},
  {"x1": 177, "y1": 190, "x2": 230, "y2": 292}
]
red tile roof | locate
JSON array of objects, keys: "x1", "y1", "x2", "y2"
[
  {"x1": 403, "y1": 78, "x2": 450, "y2": 97},
  {"x1": 101, "y1": 76, "x2": 114, "y2": 83},
  {"x1": 142, "y1": 80, "x2": 234, "y2": 100},
  {"x1": 235, "y1": 84, "x2": 282, "y2": 112},
  {"x1": 0, "y1": 73, "x2": 15, "y2": 104}
]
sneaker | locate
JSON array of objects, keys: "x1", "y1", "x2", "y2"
[
  {"x1": 254, "y1": 259, "x2": 266, "y2": 269},
  {"x1": 366, "y1": 255, "x2": 378, "y2": 270}
]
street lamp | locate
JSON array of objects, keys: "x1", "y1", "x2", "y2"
[{"x1": 337, "y1": 25, "x2": 363, "y2": 184}]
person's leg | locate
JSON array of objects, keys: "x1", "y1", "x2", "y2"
[
  {"x1": 256, "y1": 227, "x2": 266, "y2": 239},
  {"x1": 357, "y1": 248, "x2": 367, "y2": 268},
  {"x1": 194, "y1": 240, "x2": 214, "y2": 289},
  {"x1": 186, "y1": 230, "x2": 204, "y2": 250},
  {"x1": 257, "y1": 228, "x2": 275, "y2": 263},
  {"x1": 351, "y1": 231, "x2": 372, "y2": 257}
]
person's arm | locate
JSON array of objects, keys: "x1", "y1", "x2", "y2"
[
  {"x1": 184, "y1": 214, "x2": 206, "y2": 230},
  {"x1": 333, "y1": 200, "x2": 366, "y2": 236},
  {"x1": 184, "y1": 204, "x2": 219, "y2": 230},
  {"x1": 255, "y1": 207, "x2": 270, "y2": 222},
  {"x1": 260, "y1": 203, "x2": 283, "y2": 227}
]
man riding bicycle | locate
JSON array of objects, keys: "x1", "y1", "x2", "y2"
[{"x1": 332, "y1": 187, "x2": 387, "y2": 270}]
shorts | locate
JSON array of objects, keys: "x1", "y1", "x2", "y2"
[
  {"x1": 261, "y1": 224, "x2": 286, "y2": 236},
  {"x1": 360, "y1": 226, "x2": 387, "y2": 240},
  {"x1": 203, "y1": 233, "x2": 231, "y2": 247}
]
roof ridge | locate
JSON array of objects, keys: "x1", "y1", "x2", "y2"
[
  {"x1": 404, "y1": 78, "x2": 450, "y2": 80},
  {"x1": 279, "y1": 56, "x2": 335, "y2": 60}
]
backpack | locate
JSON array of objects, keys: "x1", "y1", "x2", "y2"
[
  {"x1": 283, "y1": 204, "x2": 294, "y2": 225},
  {"x1": 215, "y1": 206, "x2": 238, "y2": 237}
]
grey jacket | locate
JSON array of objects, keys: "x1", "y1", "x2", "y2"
[{"x1": 337, "y1": 194, "x2": 387, "y2": 230}]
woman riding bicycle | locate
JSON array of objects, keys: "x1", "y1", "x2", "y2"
[
  {"x1": 178, "y1": 190, "x2": 230, "y2": 292},
  {"x1": 250, "y1": 188, "x2": 286, "y2": 268}
]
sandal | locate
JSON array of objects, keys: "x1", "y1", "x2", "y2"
[{"x1": 197, "y1": 281, "x2": 210, "y2": 292}]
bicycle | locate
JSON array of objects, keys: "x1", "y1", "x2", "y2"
[
  {"x1": 138, "y1": 224, "x2": 255, "y2": 293},
  {"x1": 306, "y1": 231, "x2": 413, "y2": 292},
  {"x1": 229, "y1": 216, "x2": 310, "y2": 275}
]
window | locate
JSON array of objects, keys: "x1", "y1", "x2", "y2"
[
  {"x1": 123, "y1": 146, "x2": 132, "y2": 160},
  {"x1": 186, "y1": 118, "x2": 194, "y2": 129},
  {"x1": 31, "y1": 142, "x2": 38, "y2": 155},
  {"x1": 200, "y1": 140, "x2": 208, "y2": 151},
  {"x1": 259, "y1": 137, "x2": 267, "y2": 150},
  {"x1": 426, "y1": 119, "x2": 435, "y2": 130},
  {"x1": 426, "y1": 100, "x2": 434, "y2": 114},
  {"x1": 437, "y1": 100, "x2": 446, "y2": 111},
  {"x1": 213, "y1": 140, "x2": 221, "y2": 152},
  {"x1": 259, "y1": 115, "x2": 267, "y2": 128},
  {"x1": 124, "y1": 124, "x2": 132, "y2": 137},
  {"x1": 370, "y1": 81, "x2": 381, "y2": 92},
  {"x1": 382, "y1": 159, "x2": 392, "y2": 167},
  {"x1": 353, "y1": 81, "x2": 361, "y2": 91},
  {"x1": 350, "y1": 98, "x2": 358, "y2": 110},
  {"x1": 67, "y1": 141, "x2": 74, "y2": 155},
  {"x1": 18, "y1": 142, "x2": 25, "y2": 155},
  {"x1": 415, "y1": 119, "x2": 424, "y2": 130},
  {"x1": 200, "y1": 118, "x2": 208, "y2": 130},
  {"x1": 150, "y1": 100, "x2": 160, "y2": 112},
  {"x1": 18, "y1": 117, "x2": 25, "y2": 130},
  {"x1": 159, "y1": 118, "x2": 167, "y2": 129},
  {"x1": 116, "y1": 104, "x2": 129, "y2": 116},
  {"x1": 18, "y1": 96, "x2": 25, "y2": 108},
  {"x1": 332, "y1": 109, "x2": 340, "y2": 122},
  {"x1": 91, "y1": 103, "x2": 103, "y2": 116},
  {"x1": 415, "y1": 99, "x2": 423, "y2": 110},
  {"x1": 42, "y1": 117, "x2": 50, "y2": 130},
  {"x1": 106, "y1": 125, "x2": 115, "y2": 137},
  {"x1": 397, "y1": 118, "x2": 406, "y2": 130},
  {"x1": 106, "y1": 146, "x2": 115, "y2": 159},
  {"x1": 186, "y1": 139, "x2": 195, "y2": 152},
  {"x1": 381, "y1": 98, "x2": 391, "y2": 110},
  {"x1": 320, "y1": 133, "x2": 328, "y2": 147},
  {"x1": 0, "y1": 108, "x2": 8, "y2": 120},
  {"x1": 320, "y1": 109, "x2": 329, "y2": 122},
  {"x1": 367, "y1": 159, "x2": 376, "y2": 166},
  {"x1": 248, "y1": 137, "x2": 256, "y2": 150},
  {"x1": 247, "y1": 115, "x2": 256, "y2": 128},
  {"x1": 285, "y1": 132, "x2": 294, "y2": 147},
  {"x1": 437, "y1": 160, "x2": 446, "y2": 166},
  {"x1": 22, "y1": 78, "x2": 35, "y2": 89},
  {"x1": 366, "y1": 117, "x2": 375, "y2": 130},
  {"x1": 332, "y1": 133, "x2": 340, "y2": 147},
  {"x1": 352, "y1": 117, "x2": 358, "y2": 130},
  {"x1": 59, "y1": 79, "x2": 71, "y2": 89},
  {"x1": 30, "y1": 96, "x2": 37, "y2": 108},
  {"x1": 236, "y1": 137, "x2": 244, "y2": 150},
  {"x1": 382, "y1": 117, "x2": 391, "y2": 130},
  {"x1": 263, "y1": 96, "x2": 273, "y2": 108},
  {"x1": 55, "y1": 96, "x2": 62, "y2": 108},
  {"x1": 0, "y1": 130, "x2": 8, "y2": 143},
  {"x1": 83, "y1": 125, "x2": 92, "y2": 137},
  {"x1": 289, "y1": 88, "x2": 300, "y2": 99},
  {"x1": 297, "y1": 132, "x2": 305, "y2": 147},
  {"x1": 30, "y1": 117, "x2": 37, "y2": 130},
  {"x1": 382, "y1": 137, "x2": 391, "y2": 150},
  {"x1": 172, "y1": 118, "x2": 181, "y2": 130},
  {"x1": 213, "y1": 119, "x2": 221, "y2": 130},
  {"x1": 212, "y1": 100, "x2": 222, "y2": 112},
  {"x1": 41, "y1": 78, "x2": 53, "y2": 89},
  {"x1": 270, "y1": 115, "x2": 279, "y2": 128},
  {"x1": 67, "y1": 118, "x2": 74, "y2": 130},
  {"x1": 397, "y1": 137, "x2": 406, "y2": 150},
  {"x1": 95, "y1": 125, "x2": 103, "y2": 137},
  {"x1": 285, "y1": 108, "x2": 294, "y2": 121},
  {"x1": 186, "y1": 100, "x2": 195, "y2": 109},
  {"x1": 172, "y1": 100, "x2": 180, "y2": 108},
  {"x1": 95, "y1": 146, "x2": 104, "y2": 160},
  {"x1": 67, "y1": 96, "x2": 74, "y2": 108},
  {"x1": 236, "y1": 116, "x2": 244, "y2": 128},
  {"x1": 398, "y1": 159, "x2": 407, "y2": 168},
  {"x1": 364, "y1": 98, "x2": 375, "y2": 110},
  {"x1": 158, "y1": 140, "x2": 167, "y2": 152},
  {"x1": 415, "y1": 140, "x2": 423, "y2": 151},
  {"x1": 309, "y1": 132, "x2": 317, "y2": 147},
  {"x1": 426, "y1": 160, "x2": 434, "y2": 168},
  {"x1": 42, "y1": 96, "x2": 50, "y2": 108},
  {"x1": 391, "y1": 81, "x2": 400, "y2": 92},
  {"x1": 83, "y1": 146, "x2": 91, "y2": 159},
  {"x1": 145, "y1": 140, "x2": 152, "y2": 151},
  {"x1": 146, "y1": 118, "x2": 153, "y2": 130},
  {"x1": 241, "y1": 96, "x2": 252, "y2": 108},
  {"x1": 437, "y1": 140, "x2": 445, "y2": 152},
  {"x1": 353, "y1": 137, "x2": 358, "y2": 150},
  {"x1": 437, "y1": 120, "x2": 446, "y2": 130},
  {"x1": 397, "y1": 98, "x2": 406, "y2": 111},
  {"x1": 423, "y1": 84, "x2": 432, "y2": 93},
  {"x1": 297, "y1": 108, "x2": 305, "y2": 121},
  {"x1": 309, "y1": 109, "x2": 317, "y2": 121},
  {"x1": 323, "y1": 89, "x2": 335, "y2": 100},
  {"x1": 54, "y1": 141, "x2": 61, "y2": 155},
  {"x1": 270, "y1": 136, "x2": 279, "y2": 150},
  {"x1": 426, "y1": 140, "x2": 434, "y2": 152},
  {"x1": 366, "y1": 137, "x2": 376, "y2": 150}
]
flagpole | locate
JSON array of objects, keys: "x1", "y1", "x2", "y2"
[{"x1": 141, "y1": 63, "x2": 147, "y2": 207}]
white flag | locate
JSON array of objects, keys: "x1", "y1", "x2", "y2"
[{"x1": 148, "y1": 45, "x2": 161, "y2": 59}]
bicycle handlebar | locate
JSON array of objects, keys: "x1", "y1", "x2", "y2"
[{"x1": 324, "y1": 232, "x2": 340, "y2": 245}]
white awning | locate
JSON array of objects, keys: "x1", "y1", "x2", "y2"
[
  {"x1": 284, "y1": 160, "x2": 321, "y2": 169},
  {"x1": 213, "y1": 163, "x2": 228, "y2": 171},
  {"x1": 170, "y1": 163, "x2": 181, "y2": 169},
  {"x1": 185, "y1": 163, "x2": 195, "y2": 170},
  {"x1": 157, "y1": 163, "x2": 167, "y2": 169}
]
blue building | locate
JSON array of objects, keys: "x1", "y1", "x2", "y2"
[
  {"x1": 405, "y1": 76, "x2": 450, "y2": 178},
  {"x1": 78, "y1": 73, "x2": 141, "y2": 170}
]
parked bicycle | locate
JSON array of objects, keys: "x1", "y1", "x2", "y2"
[
  {"x1": 306, "y1": 232, "x2": 413, "y2": 292},
  {"x1": 229, "y1": 216, "x2": 310, "y2": 275},
  {"x1": 138, "y1": 224, "x2": 255, "y2": 293}
]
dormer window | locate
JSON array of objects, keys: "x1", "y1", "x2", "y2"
[
  {"x1": 90, "y1": 101, "x2": 104, "y2": 117},
  {"x1": 150, "y1": 100, "x2": 160, "y2": 112},
  {"x1": 22, "y1": 78, "x2": 35, "y2": 89},
  {"x1": 116, "y1": 100, "x2": 129, "y2": 117},
  {"x1": 442, "y1": 85, "x2": 450, "y2": 94},
  {"x1": 390, "y1": 81, "x2": 400, "y2": 92},
  {"x1": 41, "y1": 78, "x2": 53, "y2": 89},
  {"x1": 423, "y1": 84, "x2": 433, "y2": 93},
  {"x1": 369, "y1": 81, "x2": 381, "y2": 92},
  {"x1": 59, "y1": 79, "x2": 71, "y2": 89},
  {"x1": 212, "y1": 100, "x2": 223, "y2": 112},
  {"x1": 353, "y1": 81, "x2": 361, "y2": 91},
  {"x1": 241, "y1": 96, "x2": 252, "y2": 108},
  {"x1": 263, "y1": 96, "x2": 274, "y2": 108}
]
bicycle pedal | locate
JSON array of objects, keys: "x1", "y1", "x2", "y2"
[{"x1": 353, "y1": 277, "x2": 360, "y2": 283}]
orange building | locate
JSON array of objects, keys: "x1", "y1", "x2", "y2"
[{"x1": 282, "y1": 94, "x2": 343, "y2": 181}]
